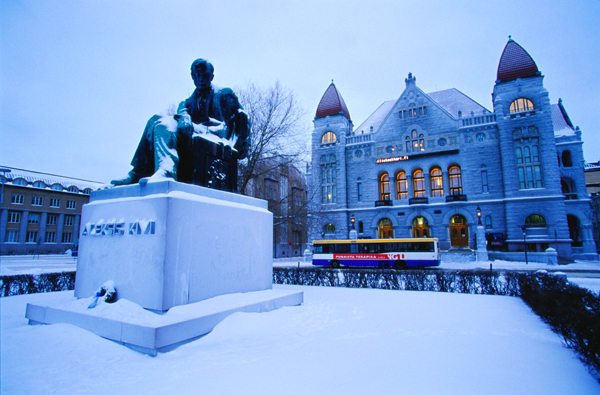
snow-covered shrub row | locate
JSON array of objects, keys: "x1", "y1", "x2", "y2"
[
  {"x1": 518, "y1": 272, "x2": 600, "y2": 381},
  {"x1": 0, "y1": 271, "x2": 75, "y2": 297},
  {"x1": 273, "y1": 268, "x2": 522, "y2": 296}
]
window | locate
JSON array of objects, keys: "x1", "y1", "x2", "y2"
[
  {"x1": 50, "y1": 198, "x2": 60, "y2": 208},
  {"x1": 26, "y1": 231, "x2": 38, "y2": 243},
  {"x1": 64, "y1": 215, "x2": 75, "y2": 226},
  {"x1": 8, "y1": 212, "x2": 21, "y2": 223},
  {"x1": 62, "y1": 232, "x2": 73, "y2": 243},
  {"x1": 516, "y1": 140, "x2": 543, "y2": 189},
  {"x1": 265, "y1": 180, "x2": 277, "y2": 201},
  {"x1": 83, "y1": 188, "x2": 92, "y2": 195},
  {"x1": 51, "y1": 184, "x2": 62, "y2": 191},
  {"x1": 396, "y1": 172, "x2": 408, "y2": 200},
  {"x1": 321, "y1": 155, "x2": 337, "y2": 204},
  {"x1": 380, "y1": 173, "x2": 391, "y2": 200},
  {"x1": 66, "y1": 200, "x2": 76, "y2": 209},
  {"x1": 509, "y1": 98, "x2": 534, "y2": 113},
  {"x1": 32, "y1": 196, "x2": 43, "y2": 206},
  {"x1": 44, "y1": 232, "x2": 56, "y2": 243},
  {"x1": 561, "y1": 150, "x2": 572, "y2": 167},
  {"x1": 4, "y1": 230, "x2": 19, "y2": 243},
  {"x1": 68, "y1": 186, "x2": 78, "y2": 193},
  {"x1": 14, "y1": 179, "x2": 27, "y2": 186},
  {"x1": 28, "y1": 213, "x2": 40, "y2": 224},
  {"x1": 430, "y1": 168, "x2": 443, "y2": 197},
  {"x1": 481, "y1": 166, "x2": 489, "y2": 193},
  {"x1": 525, "y1": 214, "x2": 546, "y2": 228},
  {"x1": 33, "y1": 181, "x2": 46, "y2": 188},
  {"x1": 449, "y1": 166, "x2": 463, "y2": 195},
  {"x1": 413, "y1": 170, "x2": 425, "y2": 197},
  {"x1": 47, "y1": 214, "x2": 58, "y2": 225},
  {"x1": 357, "y1": 183, "x2": 363, "y2": 202},
  {"x1": 321, "y1": 131, "x2": 337, "y2": 144},
  {"x1": 485, "y1": 216, "x2": 492, "y2": 229},
  {"x1": 406, "y1": 130, "x2": 425, "y2": 153},
  {"x1": 12, "y1": 194, "x2": 24, "y2": 204},
  {"x1": 323, "y1": 223, "x2": 335, "y2": 235},
  {"x1": 358, "y1": 221, "x2": 364, "y2": 233}
]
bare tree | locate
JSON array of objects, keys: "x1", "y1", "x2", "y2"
[{"x1": 236, "y1": 81, "x2": 308, "y2": 196}]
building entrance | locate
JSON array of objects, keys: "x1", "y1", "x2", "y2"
[
  {"x1": 450, "y1": 215, "x2": 468, "y2": 247},
  {"x1": 378, "y1": 218, "x2": 394, "y2": 239},
  {"x1": 412, "y1": 217, "x2": 429, "y2": 238}
]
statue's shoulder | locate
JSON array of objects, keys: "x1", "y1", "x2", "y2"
[{"x1": 213, "y1": 85, "x2": 236, "y2": 98}]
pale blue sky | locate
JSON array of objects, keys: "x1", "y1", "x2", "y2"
[{"x1": 1, "y1": 0, "x2": 599, "y2": 182}]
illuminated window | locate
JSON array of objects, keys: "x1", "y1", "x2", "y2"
[
  {"x1": 323, "y1": 223, "x2": 335, "y2": 235},
  {"x1": 321, "y1": 131, "x2": 337, "y2": 144},
  {"x1": 380, "y1": 173, "x2": 391, "y2": 200},
  {"x1": 396, "y1": 172, "x2": 408, "y2": 200},
  {"x1": 525, "y1": 214, "x2": 546, "y2": 228},
  {"x1": 430, "y1": 168, "x2": 443, "y2": 197},
  {"x1": 406, "y1": 130, "x2": 425, "y2": 153},
  {"x1": 449, "y1": 166, "x2": 462, "y2": 195},
  {"x1": 413, "y1": 170, "x2": 425, "y2": 197},
  {"x1": 509, "y1": 98, "x2": 534, "y2": 113}
]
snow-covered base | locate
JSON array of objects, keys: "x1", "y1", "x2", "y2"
[
  {"x1": 3, "y1": 286, "x2": 599, "y2": 394},
  {"x1": 75, "y1": 180, "x2": 273, "y2": 312},
  {"x1": 25, "y1": 288, "x2": 303, "y2": 356}
]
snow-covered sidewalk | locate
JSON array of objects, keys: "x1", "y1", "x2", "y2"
[{"x1": 2, "y1": 285, "x2": 598, "y2": 394}]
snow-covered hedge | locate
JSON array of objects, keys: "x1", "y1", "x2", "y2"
[
  {"x1": 273, "y1": 267, "x2": 522, "y2": 295},
  {"x1": 0, "y1": 271, "x2": 75, "y2": 297}
]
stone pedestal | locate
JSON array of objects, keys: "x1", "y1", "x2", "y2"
[{"x1": 74, "y1": 180, "x2": 274, "y2": 312}]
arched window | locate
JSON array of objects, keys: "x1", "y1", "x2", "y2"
[
  {"x1": 406, "y1": 130, "x2": 425, "y2": 153},
  {"x1": 516, "y1": 147, "x2": 523, "y2": 164},
  {"x1": 33, "y1": 181, "x2": 46, "y2": 188},
  {"x1": 413, "y1": 170, "x2": 425, "y2": 197},
  {"x1": 485, "y1": 216, "x2": 492, "y2": 229},
  {"x1": 525, "y1": 214, "x2": 546, "y2": 228},
  {"x1": 509, "y1": 98, "x2": 534, "y2": 113},
  {"x1": 321, "y1": 131, "x2": 337, "y2": 144},
  {"x1": 323, "y1": 223, "x2": 335, "y2": 235},
  {"x1": 14, "y1": 179, "x2": 27, "y2": 186},
  {"x1": 449, "y1": 166, "x2": 462, "y2": 195},
  {"x1": 83, "y1": 188, "x2": 93, "y2": 195},
  {"x1": 68, "y1": 186, "x2": 79, "y2": 193},
  {"x1": 523, "y1": 146, "x2": 531, "y2": 163},
  {"x1": 51, "y1": 184, "x2": 62, "y2": 191},
  {"x1": 380, "y1": 173, "x2": 391, "y2": 201},
  {"x1": 561, "y1": 150, "x2": 572, "y2": 167},
  {"x1": 378, "y1": 218, "x2": 394, "y2": 239},
  {"x1": 412, "y1": 216, "x2": 429, "y2": 238},
  {"x1": 396, "y1": 172, "x2": 408, "y2": 200},
  {"x1": 430, "y1": 168, "x2": 443, "y2": 197}
]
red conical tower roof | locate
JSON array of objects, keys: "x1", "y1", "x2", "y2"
[
  {"x1": 316, "y1": 82, "x2": 351, "y2": 120},
  {"x1": 496, "y1": 38, "x2": 539, "y2": 82}
]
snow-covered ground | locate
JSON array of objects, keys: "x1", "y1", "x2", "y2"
[{"x1": 2, "y1": 285, "x2": 599, "y2": 394}]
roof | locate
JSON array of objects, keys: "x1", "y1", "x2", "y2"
[
  {"x1": 496, "y1": 38, "x2": 539, "y2": 82},
  {"x1": 315, "y1": 82, "x2": 351, "y2": 120},
  {"x1": 354, "y1": 100, "x2": 395, "y2": 134},
  {"x1": 551, "y1": 101, "x2": 576, "y2": 137},
  {"x1": 0, "y1": 166, "x2": 104, "y2": 192},
  {"x1": 427, "y1": 88, "x2": 490, "y2": 118}
]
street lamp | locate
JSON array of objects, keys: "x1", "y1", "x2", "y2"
[
  {"x1": 350, "y1": 214, "x2": 355, "y2": 230},
  {"x1": 476, "y1": 206, "x2": 482, "y2": 225},
  {"x1": 520, "y1": 224, "x2": 528, "y2": 265}
]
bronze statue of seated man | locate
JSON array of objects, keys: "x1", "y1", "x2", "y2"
[{"x1": 111, "y1": 58, "x2": 250, "y2": 192}]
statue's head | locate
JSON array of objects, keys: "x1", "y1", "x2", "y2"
[{"x1": 191, "y1": 59, "x2": 214, "y2": 90}]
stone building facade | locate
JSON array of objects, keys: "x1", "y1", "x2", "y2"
[{"x1": 309, "y1": 38, "x2": 597, "y2": 262}]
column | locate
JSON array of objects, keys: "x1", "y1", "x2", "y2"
[
  {"x1": 18, "y1": 210, "x2": 29, "y2": 244},
  {"x1": 0, "y1": 208, "x2": 8, "y2": 244},
  {"x1": 57, "y1": 213, "x2": 65, "y2": 246},
  {"x1": 39, "y1": 212, "x2": 48, "y2": 245},
  {"x1": 424, "y1": 173, "x2": 431, "y2": 197},
  {"x1": 442, "y1": 171, "x2": 449, "y2": 196}
]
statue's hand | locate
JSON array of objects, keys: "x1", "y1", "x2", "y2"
[{"x1": 177, "y1": 113, "x2": 194, "y2": 137}]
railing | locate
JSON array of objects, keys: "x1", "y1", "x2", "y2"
[
  {"x1": 446, "y1": 194, "x2": 468, "y2": 202},
  {"x1": 375, "y1": 200, "x2": 393, "y2": 207},
  {"x1": 346, "y1": 134, "x2": 372, "y2": 145},
  {"x1": 409, "y1": 197, "x2": 429, "y2": 205},
  {"x1": 461, "y1": 113, "x2": 496, "y2": 127}
]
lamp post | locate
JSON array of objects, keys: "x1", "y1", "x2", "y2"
[
  {"x1": 476, "y1": 206, "x2": 482, "y2": 225},
  {"x1": 475, "y1": 206, "x2": 488, "y2": 261},
  {"x1": 520, "y1": 224, "x2": 528, "y2": 265},
  {"x1": 350, "y1": 214, "x2": 355, "y2": 230},
  {"x1": 349, "y1": 213, "x2": 357, "y2": 240}
]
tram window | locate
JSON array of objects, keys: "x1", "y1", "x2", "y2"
[{"x1": 335, "y1": 244, "x2": 349, "y2": 253}]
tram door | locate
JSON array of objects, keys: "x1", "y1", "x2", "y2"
[{"x1": 450, "y1": 215, "x2": 468, "y2": 247}]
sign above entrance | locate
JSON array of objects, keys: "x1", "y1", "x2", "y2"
[{"x1": 376, "y1": 156, "x2": 409, "y2": 164}]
